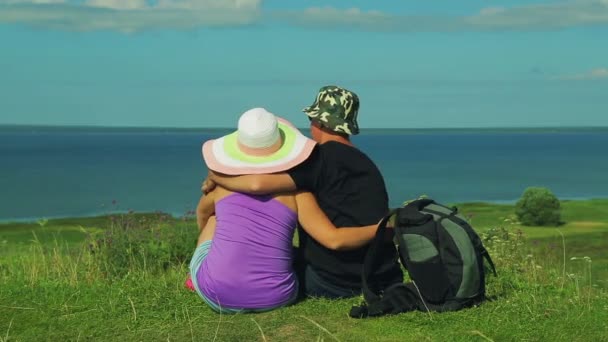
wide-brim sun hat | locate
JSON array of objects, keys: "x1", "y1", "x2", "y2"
[{"x1": 203, "y1": 108, "x2": 316, "y2": 175}]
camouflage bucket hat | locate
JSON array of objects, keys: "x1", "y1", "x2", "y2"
[{"x1": 303, "y1": 85, "x2": 360, "y2": 135}]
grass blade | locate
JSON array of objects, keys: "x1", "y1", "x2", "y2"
[{"x1": 300, "y1": 315, "x2": 340, "y2": 342}]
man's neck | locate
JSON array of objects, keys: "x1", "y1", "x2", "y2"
[{"x1": 319, "y1": 134, "x2": 354, "y2": 146}]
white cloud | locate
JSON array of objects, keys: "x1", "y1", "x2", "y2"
[
  {"x1": 272, "y1": 6, "x2": 393, "y2": 31},
  {"x1": 559, "y1": 68, "x2": 608, "y2": 80},
  {"x1": 590, "y1": 68, "x2": 608, "y2": 78},
  {"x1": 0, "y1": 0, "x2": 262, "y2": 32},
  {"x1": 156, "y1": 0, "x2": 260, "y2": 10},
  {"x1": 85, "y1": 0, "x2": 147, "y2": 10},
  {"x1": 0, "y1": 0, "x2": 64, "y2": 3},
  {"x1": 463, "y1": 0, "x2": 608, "y2": 30},
  {"x1": 0, "y1": 0, "x2": 608, "y2": 32},
  {"x1": 275, "y1": 0, "x2": 608, "y2": 32}
]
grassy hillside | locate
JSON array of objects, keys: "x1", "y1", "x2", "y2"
[{"x1": 1, "y1": 200, "x2": 607, "y2": 341}]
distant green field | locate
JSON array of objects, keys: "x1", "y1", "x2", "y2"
[
  {"x1": 1, "y1": 200, "x2": 607, "y2": 341},
  {"x1": 457, "y1": 199, "x2": 608, "y2": 289}
]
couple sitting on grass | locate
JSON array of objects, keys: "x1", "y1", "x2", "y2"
[{"x1": 190, "y1": 86, "x2": 402, "y2": 313}]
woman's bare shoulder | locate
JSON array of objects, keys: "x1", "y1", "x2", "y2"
[
  {"x1": 210, "y1": 186, "x2": 233, "y2": 202},
  {"x1": 271, "y1": 192, "x2": 298, "y2": 212}
]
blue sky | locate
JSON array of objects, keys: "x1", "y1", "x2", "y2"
[{"x1": 1, "y1": 0, "x2": 607, "y2": 128}]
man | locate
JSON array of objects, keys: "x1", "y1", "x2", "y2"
[{"x1": 205, "y1": 85, "x2": 402, "y2": 298}]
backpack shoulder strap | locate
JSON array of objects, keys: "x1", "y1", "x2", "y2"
[
  {"x1": 360, "y1": 209, "x2": 398, "y2": 304},
  {"x1": 481, "y1": 247, "x2": 498, "y2": 277},
  {"x1": 350, "y1": 283, "x2": 421, "y2": 318},
  {"x1": 352, "y1": 207, "x2": 431, "y2": 318}
]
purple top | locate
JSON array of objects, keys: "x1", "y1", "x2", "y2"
[{"x1": 197, "y1": 193, "x2": 298, "y2": 309}]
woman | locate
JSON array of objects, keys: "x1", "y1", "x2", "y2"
[{"x1": 189, "y1": 108, "x2": 379, "y2": 313}]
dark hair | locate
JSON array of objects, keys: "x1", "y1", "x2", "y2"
[{"x1": 311, "y1": 120, "x2": 350, "y2": 140}]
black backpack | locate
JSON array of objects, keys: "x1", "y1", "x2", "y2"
[{"x1": 350, "y1": 198, "x2": 497, "y2": 318}]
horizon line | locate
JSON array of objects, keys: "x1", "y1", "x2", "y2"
[{"x1": 2, "y1": 124, "x2": 608, "y2": 131}]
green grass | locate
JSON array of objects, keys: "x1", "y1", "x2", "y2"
[{"x1": 1, "y1": 200, "x2": 608, "y2": 341}]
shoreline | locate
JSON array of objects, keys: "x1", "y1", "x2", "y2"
[{"x1": 2, "y1": 196, "x2": 606, "y2": 225}]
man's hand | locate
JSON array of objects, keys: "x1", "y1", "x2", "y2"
[{"x1": 201, "y1": 174, "x2": 216, "y2": 194}]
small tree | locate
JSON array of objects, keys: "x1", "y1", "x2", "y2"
[{"x1": 515, "y1": 187, "x2": 561, "y2": 226}]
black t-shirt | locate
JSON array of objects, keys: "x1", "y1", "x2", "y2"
[{"x1": 288, "y1": 141, "x2": 403, "y2": 289}]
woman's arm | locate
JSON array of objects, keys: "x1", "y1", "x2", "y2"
[
  {"x1": 196, "y1": 190, "x2": 216, "y2": 231},
  {"x1": 295, "y1": 192, "x2": 378, "y2": 251}
]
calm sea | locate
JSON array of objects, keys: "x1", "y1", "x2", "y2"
[{"x1": 1, "y1": 126, "x2": 607, "y2": 222}]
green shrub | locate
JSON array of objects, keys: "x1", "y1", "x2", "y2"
[
  {"x1": 89, "y1": 213, "x2": 198, "y2": 278},
  {"x1": 515, "y1": 187, "x2": 561, "y2": 226}
]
